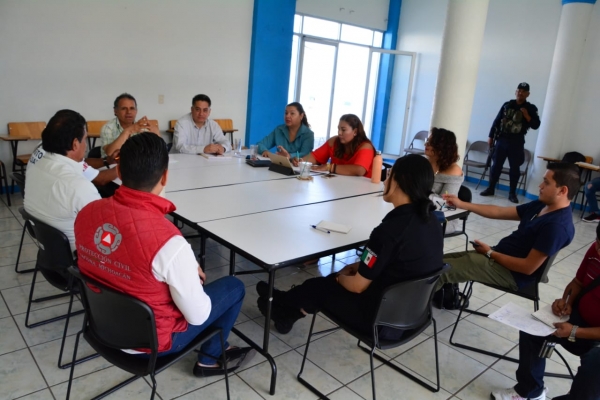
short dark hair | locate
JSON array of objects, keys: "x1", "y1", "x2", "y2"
[
  {"x1": 192, "y1": 94, "x2": 211, "y2": 107},
  {"x1": 547, "y1": 163, "x2": 581, "y2": 200},
  {"x1": 119, "y1": 132, "x2": 168, "y2": 192},
  {"x1": 384, "y1": 154, "x2": 435, "y2": 221},
  {"x1": 41, "y1": 110, "x2": 86, "y2": 156},
  {"x1": 113, "y1": 93, "x2": 137, "y2": 109}
]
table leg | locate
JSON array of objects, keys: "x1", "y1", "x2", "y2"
[
  {"x1": 199, "y1": 234, "x2": 206, "y2": 270},
  {"x1": 9, "y1": 141, "x2": 19, "y2": 193},
  {"x1": 229, "y1": 250, "x2": 236, "y2": 276}
]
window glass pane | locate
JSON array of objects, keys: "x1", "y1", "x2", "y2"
[
  {"x1": 293, "y1": 15, "x2": 302, "y2": 33},
  {"x1": 302, "y1": 16, "x2": 340, "y2": 40},
  {"x1": 340, "y1": 24, "x2": 373, "y2": 46},
  {"x1": 373, "y1": 31, "x2": 383, "y2": 47},
  {"x1": 288, "y1": 35, "x2": 300, "y2": 103}
]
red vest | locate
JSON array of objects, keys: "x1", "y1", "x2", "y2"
[{"x1": 74, "y1": 185, "x2": 187, "y2": 352}]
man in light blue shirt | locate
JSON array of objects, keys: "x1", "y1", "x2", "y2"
[{"x1": 173, "y1": 94, "x2": 231, "y2": 154}]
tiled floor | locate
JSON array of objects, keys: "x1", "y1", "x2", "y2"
[{"x1": 0, "y1": 182, "x2": 594, "y2": 400}]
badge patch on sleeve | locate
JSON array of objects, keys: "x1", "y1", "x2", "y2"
[{"x1": 361, "y1": 247, "x2": 377, "y2": 268}]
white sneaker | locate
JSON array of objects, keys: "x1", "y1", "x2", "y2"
[{"x1": 490, "y1": 386, "x2": 546, "y2": 400}]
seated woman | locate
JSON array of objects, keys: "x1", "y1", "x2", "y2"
[
  {"x1": 257, "y1": 102, "x2": 314, "y2": 158},
  {"x1": 426, "y1": 127, "x2": 463, "y2": 233},
  {"x1": 255, "y1": 154, "x2": 444, "y2": 335},
  {"x1": 299, "y1": 114, "x2": 375, "y2": 177}
]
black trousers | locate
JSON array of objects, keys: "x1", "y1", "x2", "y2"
[
  {"x1": 489, "y1": 137, "x2": 524, "y2": 192},
  {"x1": 281, "y1": 274, "x2": 403, "y2": 340}
]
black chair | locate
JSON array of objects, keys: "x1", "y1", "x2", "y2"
[
  {"x1": 87, "y1": 146, "x2": 102, "y2": 159},
  {"x1": 66, "y1": 267, "x2": 230, "y2": 400},
  {"x1": 297, "y1": 264, "x2": 450, "y2": 400},
  {"x1": 15, "y1": 207, "x2": 36, "y2": 274},
  {"x1": 23, "y1": 209, "x2": 96, "y2": 369},
  {"x1": 403, "y1": 130, "x2": 428, "y2": 155},
  {"x1": 462, "y1": 141, "x2": 489, "y2": 189},
  {"x1": 444, "y1": 186, "x2": 471, "y2": 251},
  {"x1": 448, "y1": 253, "x2": 574, "y2": 379},
  {"x1": 0, "y1": 159, "x2": 10, "y2": 206}
]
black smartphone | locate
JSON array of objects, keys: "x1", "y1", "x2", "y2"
[{"x1": 469, "y1": 241, "x2": 480, "y2": 248}]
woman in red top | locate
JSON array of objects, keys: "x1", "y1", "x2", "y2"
[{"x1": 298, "y1": 114, "x2": 375, "y2": 177}]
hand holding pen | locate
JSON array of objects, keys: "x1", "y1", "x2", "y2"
[{"x1": 552, "y1": 289, "x2": 572, "y2": 317}]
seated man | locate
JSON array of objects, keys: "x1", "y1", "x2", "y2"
[
  {"x1": 24, "y1": 110, "x2": 101, "y2": 251},
  {"x1": 173, "y1": 94, "x2": 231, "y2": 154},
  {"x1": 491, "y1": 222, "x2": 600, "y2": 400},
  {"x1": 582, "y1": 177, "x2": 600, "y2": 223},
  {"x1": 30, "y1": 144, "x2": 118, "y2": 198},
  {"x1": 74, "y1": 132, "x2": 252, "y2": 376},
  {"x1": 437, "y1": 163, "x2": 579, "y2": 292},
  {"x1": 100, "y1": 93, "x2": 161, "y2": 157}
]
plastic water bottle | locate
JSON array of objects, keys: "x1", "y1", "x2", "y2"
[{"x1": 371, "y1": 150, "x2": 383, "y2": 183}]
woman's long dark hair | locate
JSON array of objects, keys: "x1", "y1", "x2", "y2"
[
  {"x1": 428, "y1": 127, "x2": 459, "y2": 172},
  {"x1": 287, "y1": 102, "x2": 309, "y2": 127},
  {"x1": 334, "y1": 114, "x2": 372, "y2": 159},
  {"x1": 383, "y1": 154, "x2": 435, "y2": 221}
]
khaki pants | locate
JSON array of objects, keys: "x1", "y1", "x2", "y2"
[{"x1": 437, "y1": 250, "x2": 518, "y2": 291}]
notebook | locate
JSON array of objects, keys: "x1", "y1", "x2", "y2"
[
  {"x1": 200, "y1": 153, "x2": 232, "y2": 160},
  {"x1": 531, "y1": 304, "x2": 569, "y2": 328}
]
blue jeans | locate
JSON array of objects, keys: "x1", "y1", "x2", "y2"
[
  {"x1": 158, "y1": 276, "x2": 245, "y2": 364},
  {"x1": 515, "y1": 331, "x2": 600, "y2": 399},
  {"x1": 584, "y1": 177, "x2": 600, "y2": 214}
]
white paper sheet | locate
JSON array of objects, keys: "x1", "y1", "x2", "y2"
[{"x1": 488, "y1": 302, "x2": 556, "y2": 337}]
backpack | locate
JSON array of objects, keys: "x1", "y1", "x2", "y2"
[{"x1": 432, "y1": 283, "x2": 468, "y2": 310}]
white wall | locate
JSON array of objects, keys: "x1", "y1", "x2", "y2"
[
  {"x1": 296, "y1": 0, "x2": 389, "y2": 31},
  {"x1": 397, "y1": 0, "x2": 563, "y2": 157},
  {"x1": 0, "y1": 0, "x2": 253, "y2": 164}
]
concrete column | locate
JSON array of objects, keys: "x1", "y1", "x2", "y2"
[
  {"x1": 430, "y1": 0, "x2": 490, "y2": 168},
  {"x1": 528, "y1": 0, "x2": 596, "y2": 195}
]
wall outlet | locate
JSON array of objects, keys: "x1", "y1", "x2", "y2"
[{"x1": 158, "y1": 94, "x2": 164, "y2": 104}]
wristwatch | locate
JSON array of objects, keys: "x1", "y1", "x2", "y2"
[
  {"x1": 485, "y1": 249, "x2": 493, "y2": 259},
  {"x1": 568, "y1": 325, "x2": 578, "y2": 342}
]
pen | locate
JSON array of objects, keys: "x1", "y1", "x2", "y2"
[
  {"x1": 562, "y1": 289, "x2": 572, "y2": 316},
  {"x1": 310, "y1": 225, "x2": 330, "y2": 234}
]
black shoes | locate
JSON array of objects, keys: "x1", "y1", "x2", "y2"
[
  {"x1": 192, "y1": 346, "x2": 255, "y2": 377},
  {"x1": 256, "y1": 283, "x2": 304, "y2": 334},
  {"x1": 256, "y1": 281, "x2": 285, "y2": 301},
  {"x1": 582, "y1": 212, "x2": 600, "y2": 223},
  {"x1": 480, "y1": 187, "x2": 495, "y2": 196},
  {"x1": 508, "y1": 193, "x2": 519, "y2": 203}
]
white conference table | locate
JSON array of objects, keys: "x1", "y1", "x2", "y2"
[
  {"x1": 167, "y1": 174, "x2": 383, "y2": 223},
  {"x1": 167, "y1": 152, "x2": 248, "y2": 170}
]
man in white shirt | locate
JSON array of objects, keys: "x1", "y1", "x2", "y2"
[
  {"x1": 173, "y1": 94, "x2": 231, "y2": 154},
  {"x1": 75, "y1": 132, "x2": 252, "y2": 377},
  {"x1": 24, "y1": 110, "x2": 101, "y2": 251}
]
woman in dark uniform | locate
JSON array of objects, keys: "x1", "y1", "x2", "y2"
[{"x1": 255, "y1": 154, "x2": 444, "y2": 337}]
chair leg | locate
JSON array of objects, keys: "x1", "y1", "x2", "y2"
[
  {"x1": 66, "y1": 329, "x2": 83, "y2": 400},
  {"x1": 0, "y1": 162, "x2": 10, "y2": 207},
  {"x1": 149, "y1": 374, "x2": 157, "y2": 400},
  {"x1": 297, "y1": 313, "x2": 330, "y2": 399},
  {"x1": 220, "y1": 330, "x2": 231, "y2": 400},
  {"x1": 15, "y1": 223, "x2": 35, "y2": 274},
  {"x1": 369, "y1": 346, "x2": 377, "y2": 400},
  {"x1": 58, "y1": 294, "x2": 99, "y2": 369}
]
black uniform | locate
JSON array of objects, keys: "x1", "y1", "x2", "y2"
[
  {"x1": 280, "y1": 203, "x2": 443, "y2": 338},
  {"x1": 488, "y1": 99, "x2": 540, "y2": 194}
]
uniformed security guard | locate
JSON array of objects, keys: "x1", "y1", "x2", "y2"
[{"x1": 481, "y1": 82, "x2": 540, "y2": 203}]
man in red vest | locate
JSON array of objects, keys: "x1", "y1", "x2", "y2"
[{"x1": 75, "y1": 132, "x2": 252, "y2": 376}]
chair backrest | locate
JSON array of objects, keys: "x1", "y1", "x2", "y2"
[
  {"x1": 88, "y1": 146, "x2": 102, "y2": 159},
  {"x1": 561, "y1": 151, "x2": 586, "y2": 164},
  {"x1": 374, "y1": 264, "x2": 450, "y2": 330},
  {"x1": 214, "y1": 119, "x2": 234, "y2": 131},
  {"x1": 8, "y1": 122, "x2": 46, "y2": 140},
  {"x1": 464, "y1": 141, "x2": 489, "y2": 159},
  {"x1": 69, "y1": 266, "x2": 158, "y2": 354},
  {"x1": 537, "y1": 252, "x2": 559, "y2": 285},
  {"x1": 522, "y1": 149, "x2": 532, "y2": 170},
  {"x1": 458, "y1": 185, "x2": 472, "y2": 203},
  {"x1": 18, "y1": 207, "x2": 36, "y2": 238},
  {"x1": 22, "y1": 208, "x2": 74, "y2": 289},
  {"x1": 169, "y1": 120, "x2": 177, "y2": 130},
  {"x1": 86, "y1": 121, "x2": 108, "y2": 135},
  {"x1": 406, "y1": 130, "x2": 428, "y2": 148},
  {"x1": 585, "y1": 156, "x2": 593, "y2": 164}
]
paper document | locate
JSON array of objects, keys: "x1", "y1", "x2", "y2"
[
  {"x1": 316, "y1": 220, "x2": 352, "y2": 234},
  {"x1": 532, "y1": 304, "x2": 569, "y2": 328},
  {"x1": 488, "y1": 302, "x2": 556, "y2": 337},
  {"x1": 200, "y1": 153, "x2": 232, "y2": 160}
]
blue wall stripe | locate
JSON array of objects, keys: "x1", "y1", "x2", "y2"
[
  {"x1": 245, "y1": 0, "x2": 296, "y2": 147},
  {"x1": 562, "y1": 0, "x2": 596, "y2": 5},
  {"x1": 370, "y1": 0, "x2": 402, "y2": 151}
]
